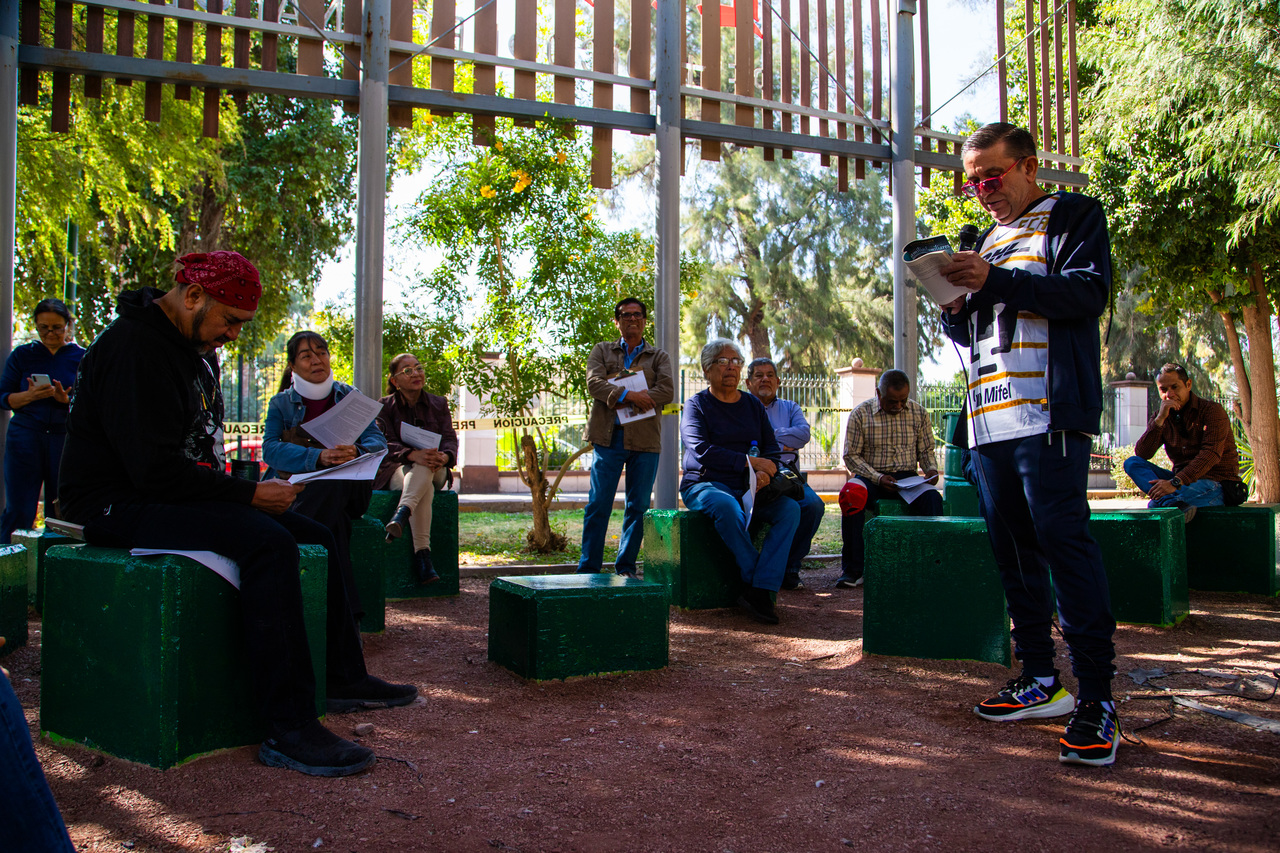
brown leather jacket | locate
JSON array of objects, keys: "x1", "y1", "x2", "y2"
[
  {"x1": 374, "y1": 390, "x2": 459, "y2": 489},
  {"x1": 583, "y1": 339, "x2": 675, "y2": 454}
]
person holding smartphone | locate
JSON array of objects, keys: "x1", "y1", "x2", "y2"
[{"x1": 0, "y1": 298, "x2": 85, "y2": 543}]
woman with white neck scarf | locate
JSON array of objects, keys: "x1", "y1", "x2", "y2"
[{"x1": 262, "y1": 332, "x2": 405, "y2": 712}]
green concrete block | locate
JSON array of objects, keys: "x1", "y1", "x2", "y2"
[
  {"x1": 11, "y1": 528, "x2": 68, "y2": 613},
  {"x1": 943, "y1": 445, "x2": 965, "y2": 479},
  {"x1": 488, "y1": 574, "x2": 668, "y2": 680},
  {"x1": 349, "y1": 518, "x2": 388, "y2": 633},
  {"x1": 943, "y1": 411, "x2": 961, "y2": 446},
  {"x1": 1184, "y1": 504, "x2": 1280, "y2": 596},
  {"x1": 943, "y1": 476, "x2": 982, "y2": 518},
  {"x1": 642, "y1": 509, "x2": 740, "y2": 609},
  {"x1": 1087, "y1": 509, "x2": 1188, "y2": 626},
  {"x1": 40, "y1": 545, "x2": 328, "y2": 769},
  {"x1": 351, "y1": 491, "x2": 460, "y2": 604},
  {"x1": 864, "y1": 516, "x2": 1010, "y2": 665},
  {"x1": 870, "y1": 498, "x2": 908, "y2": 518},
  {"x1": 0, "y1": 545, "x2": 27, "y2": 654}
]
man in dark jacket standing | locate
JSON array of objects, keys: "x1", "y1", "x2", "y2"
[
  {"x1": 577, "y1": 297, "x2": 675, "y2": 578},
  {"x1": 940, "y1": 123, "x2": 1119, "y2": 767},
  {"x1": 59, "y1": 251, "x2": 415, "y2": 777}
]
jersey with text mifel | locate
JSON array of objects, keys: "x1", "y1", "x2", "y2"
[{"x1": 966, "y1": 195, "x2": 1057, "y2": 446}]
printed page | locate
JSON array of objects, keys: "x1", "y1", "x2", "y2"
[
  {"x1": 288, "y1": 448, "x2": 387, "y2": 484},
  {"x1": 905, "y1": 252, "x2": 971, "y2": 306},
  {"x1": 300, "y1": 390, "x2": 383, "y2": 448},
  {"x1": 894, "y1": 475, "x2": 939, "y2": 507},
  {"x1": 607, "y1": 372, "x2": 656, "y2": 424},
  {"x1": 131, "y1": 549, "x2": 241, "y2": 589},
  {"x1": 400, "y1": 422, "x2": 443, "y2": 450}
]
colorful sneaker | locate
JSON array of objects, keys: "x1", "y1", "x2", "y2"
[
  {"x1": 975, "y1": 672, "x2": 1076, "y2": 721},
  {"x1": 1059, "y1": 700, "x2": 1120, "y2": 766}
]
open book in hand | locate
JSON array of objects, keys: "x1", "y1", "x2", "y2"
[{"x1": 903, "y1": 236, "x2": 971, "y2": 306}]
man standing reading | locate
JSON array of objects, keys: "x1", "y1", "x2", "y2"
[{"x1": 940, "y1": 123, "x2": 1120, "y2": 767}]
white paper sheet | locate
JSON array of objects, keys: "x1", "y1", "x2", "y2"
[
  {"x1": 743, "y1": 456, "x2": 760, "y2": 525},
  {"x1": 399, "y1": 422, "x2": 442, "y2": 450},
  {"x1": 893, "y1": 475, "x2": 940, "y2": 507},
  {"x1": 288, "y1": 448, "x2": 387, "y2": 484},
  {"x1": 130, "y1": 548, "x2": 241, "y2": 589},
  {"x1": 299, "y1": 389, "x2": 383, "y2": 448},
  {"x1": 607, "y1": 372, "x2": 656, "y2": 424}
]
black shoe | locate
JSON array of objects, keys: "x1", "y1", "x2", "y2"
[
  {"x1": 616, "y1": 569, "x2": 639, "y2": 579},
  {"x1": 1059, "y1": 700, "x2": 1121, "y2": 766},
  {"x1": 736, "y1": 587, "x2": 779, "y2": 625},
  {"x1": 327, "y1": 675, "x2": 419, "y2": 714},
  {"x1": 413, "y1": 548, "x2": 440, "y2": 584},
  {"x1": 259, "y1": 720, "x2": 375, "y2": 777},
  {"x1": 835, "y1": 574, "x2": 863, "y2": 589},
  {"x1": 384, "y1": 506, "x2": 411, "y2": 542},
  {"x1": 975, "y1": 671, "x2": 1076, "y2": 722},
  {"x1": 780, "y1": 572, "x2": 804, "y2": 590},
  {"x1": 1174, "y1": 501, "x2": 1197, "y2": 524}
]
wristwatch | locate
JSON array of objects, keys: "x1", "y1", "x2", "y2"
[{"x1": 1170, "y1": 476, "x2": 1183, "y2": 488}]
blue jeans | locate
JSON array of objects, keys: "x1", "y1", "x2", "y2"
[
  {"x1": 681, "y1": 480, "x2": 801, "y2": 592},
  {"x1": 0, "y1": 669, "x2": 76, "y2": 852},
  {"x1": 1123, "y1": 456, "x2": 1224, "y2": 509},
  {"x1": 1, "y1": 420, "x2": 66, "y2": 544},
  {"x1": 972, "y1": 432, "x2": 1115, "y2": 702},
  {"x1": 578, "y1": 428, "x2": 660, "y2": 573},
  {"x1": 786, "y1": 483, "x2": 827, "y2": 573}
]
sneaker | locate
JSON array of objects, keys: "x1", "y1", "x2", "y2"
[
  {"x1": 736, "y1": 587, "x2": 779, "y2": 625},
  {"x1": 780, "y1": 572, "x2": 804, "y2": 590},
  {"x1": 616, "y1": 569, "x2": 639, "y2": 579},
  {"x1": 975, "y1": 672, "x2": 1076, "y2": 721},
  {"x1": 384, "y1": 506, "x2": 411, "y2": 542},
  {"x1": 834, "y1": 574, "x2": 863, "y2": 589},
  {"x1": 1059, "y1": 700, "x2": 1120, "y2": 766},
  {"x1": 328, "y1": 675, "x2": 419, "y2": 714},
  {"x1": 259, "y1": 720, "x2": 375, "y2": 777},
  {"x1": 1174, "y1": 501, "x2": 1197, "y2": 524}
]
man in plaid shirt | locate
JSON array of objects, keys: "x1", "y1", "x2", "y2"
[
  {"x1": 837, "y1": 369, "x2": 941, "y2": 587},
  {"x1": 1123, "y1": 363, "x2": 1241, "y2": 522}
]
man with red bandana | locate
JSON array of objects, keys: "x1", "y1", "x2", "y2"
[{"x1": 59, "y1": 252, "x2": 416, "y2": 777}]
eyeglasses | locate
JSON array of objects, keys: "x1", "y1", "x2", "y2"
[
  {"x1": 396, "y1": 365, "x2": 425, "y2": 377},
  {"x1": 714, "y1": 357, "x2": 745, "y2": 367},
  {"x1": 617, "y1": 311, "x2": 645, "y2": 320},
  {"x1": 959, "y1": 157, "x2": 1027, "y2": 198},
  {"x1": 37, "y1": 323, "x2": 66, "y2": 334}
]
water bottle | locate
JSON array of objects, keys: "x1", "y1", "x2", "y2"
[{"x1": 748, "y1": 441, "x2": 759, "y2": 457}]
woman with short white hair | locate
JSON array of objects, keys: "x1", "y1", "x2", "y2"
[{"x1": 679, "y1": 338, "x2": 800, "y2": 625}]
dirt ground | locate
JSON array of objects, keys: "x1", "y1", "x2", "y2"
[{"x1": 7, "y1": 572, "x2": 1280, "y2": 853}]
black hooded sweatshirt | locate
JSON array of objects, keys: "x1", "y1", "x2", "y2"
[{"x1": 59, "y1": 287, "x2": 257, "y2": 523}]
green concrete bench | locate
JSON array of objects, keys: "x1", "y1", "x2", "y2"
[
  {"x1": 943, "y1": 476, "x2": 981, "y2": 517},
  {"x1": 1184, "y1": 504, "x2": 1280, "y2": 596},
  {"x1": 40, "y1": 545, "x2": 328, "y2": 769},
  {"x1": 642, "y1": 509, "x2": 741, "y2": 609},
  {"x1": 1086, "y1": 509, "x2": 1188, "y2": 626},
  {"x1": 488, "y1": 574, "x2": 668, "y2": 680},
  {"x1": 11, "y1": 528, "x2": 68, "y2": 613},
  {"x1": 0, "y1": 544, "x2": 27, "y2": 654},
  {"x1": 349, "y1": 491, "x2": 460, "y2": 632},
  {"x1": 863, "y1": 516, "x2": 1011, "y2": 665}
]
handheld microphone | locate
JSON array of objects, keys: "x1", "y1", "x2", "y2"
[{"x1": 957, "y1": 224, "x2": 981, "y2": 253}]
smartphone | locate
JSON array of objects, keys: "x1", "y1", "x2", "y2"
[{"x1": 31, "y1": 374, "x2": 51, "y2": 387}]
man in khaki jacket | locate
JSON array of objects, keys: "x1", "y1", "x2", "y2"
[{"x1": 577, "y1": 298, "x2": 675, "y2": 577}]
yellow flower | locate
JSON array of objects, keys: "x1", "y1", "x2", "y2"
[
  {"x1": 495, "y1": 141, "x2": 504, "y2": 151},
  {"x1": 480, "y1": 185, "x2": 496, "y2": 198},
  {"x1": 556, "y1": 151, "x2": 567, "y2": 164},
  {"x1": 583, "y1": 211, "x2": 593, "y2": 221},
  {"x1": 512, "y1": 169, "x2": 532, "y2": 193}
]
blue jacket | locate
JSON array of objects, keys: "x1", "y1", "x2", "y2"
[
  {"x1": 262, "y1": 382, "x2": 388, "y2": 479},
  {"x1": 679, "y1": 389, "x2": 782, "y2": 492},
  {"x1": 942, "y1": 191, "x2": 1111, "y2": 445}
]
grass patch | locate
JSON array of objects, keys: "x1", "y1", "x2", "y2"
[{"x1": 458, "y1": 503, "x2": 845, "y2": 567}]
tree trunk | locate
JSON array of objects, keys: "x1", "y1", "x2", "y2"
[
  {"x1": 1239, "y1": 267, "x2": 1280, "y2": 502},
  {"x1": 744, "y1": 295, "x2": 769, "y2": 357},
  {"x1": 521, "y1": 434, "x2": 566, "y2": 552},
  {"x1": 1208, "y1": 290, "x2": 1251, "y2": 428}
]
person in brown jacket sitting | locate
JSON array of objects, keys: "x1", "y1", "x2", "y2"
[
  {"x1": 374, "y1": 353, "x2": 460, "y2": 583},
  {"x1": 577, "y1": 298, "x2": 675, "y2": 578}
]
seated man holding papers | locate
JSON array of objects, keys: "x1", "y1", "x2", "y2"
[{"x1": 59, "y1": 253, "x2": 414, "y2": 779}]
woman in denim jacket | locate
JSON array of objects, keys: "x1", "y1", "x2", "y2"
[{"x1": 263, "y1": 331, "x2": 388, "y2": 638}]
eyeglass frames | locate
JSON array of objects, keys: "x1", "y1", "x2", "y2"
[{"x1": 960, "y1": 157, "x2": 1028, "y2": 199}]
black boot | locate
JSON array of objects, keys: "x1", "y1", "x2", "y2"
[
  {"x1": 258, "y1": 720, "x2": 375, "y2": 777},
  {"x1": 385, "y1": 505, "x2": 411, "y2": 542},
  {"x1": 414, "y1": 548, "x2": 440, "y2": 585}
]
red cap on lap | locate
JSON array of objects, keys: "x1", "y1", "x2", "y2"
[
  {"x1": 838, "y1": 480, "x2": 868, "y2": 516},
  {"x1": 176, "y1": 251, "x2": 261, "y2": 310}
]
